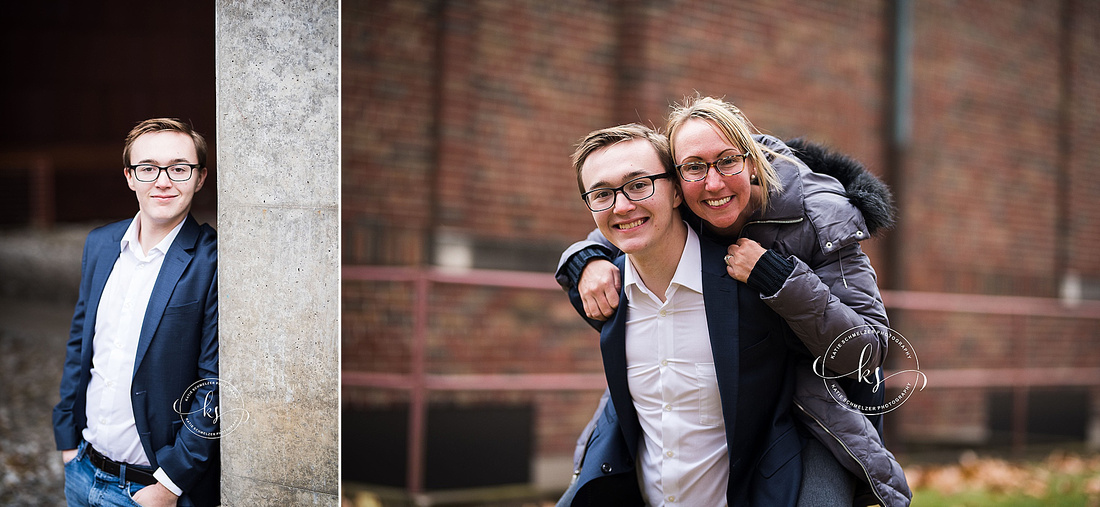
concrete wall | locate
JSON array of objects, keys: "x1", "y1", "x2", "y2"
[{"x1": 217, "y1": 0, "x2": 340, "y2": 504}]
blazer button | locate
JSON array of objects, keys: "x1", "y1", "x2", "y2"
[{"x1": 601, "y1": 463, "x2": 613, "y2": 474}]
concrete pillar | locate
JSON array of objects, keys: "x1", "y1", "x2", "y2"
[{"x1": 215, "y1": 1, "x2": 339, "y2": 505}]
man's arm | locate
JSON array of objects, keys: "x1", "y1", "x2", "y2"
[
  {"x1": 54, "y1": 233, "x2": 95, "y2": 452},
  {"x1": 152, "y1": 262, "x2": 220, "y2": 497}
]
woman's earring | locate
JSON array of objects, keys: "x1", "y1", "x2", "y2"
[{"x1": 750, "y1": 173, "x2": 759, "y2": 184}]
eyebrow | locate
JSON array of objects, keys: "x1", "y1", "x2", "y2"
[{"x1": 587, "y1": 169, "x2": 649, "y2": 192}]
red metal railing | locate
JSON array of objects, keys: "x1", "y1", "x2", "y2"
[{"x1": 343, "y1": 265, "x2": 1100, "y2": 492}]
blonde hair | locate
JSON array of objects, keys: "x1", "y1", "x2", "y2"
[
  {"x1": 666, "y1": 96, "x2": 787, "y2": 210},
  {"x1": 571, "y1": 123, "x2": 673, "y2": 193}
]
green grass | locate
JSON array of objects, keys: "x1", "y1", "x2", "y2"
[{"x1": 912, "y1": 488, "x2": 1089, "y2": 507}]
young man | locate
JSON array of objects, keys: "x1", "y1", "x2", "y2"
[
  {"x1": 563, "y1": 124, "x2": 801, "y2": 506},
  {"x1": 54, "y1": 118, "x2": 219, "y2": 507}
]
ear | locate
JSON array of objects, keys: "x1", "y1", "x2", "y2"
[
  {"x1": 672, "y1": 180, "x2": 683, "y2": 208},
  {"x1": 193, "y1": 167, "x2": 208, "y2": 192},
  {"x1": 124, "y1": 167, "x2": 137, "y2": 191}
]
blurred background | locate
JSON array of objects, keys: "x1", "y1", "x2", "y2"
[{"x1": 2, "y1": 0, "x2": 1099, "y2": 506}]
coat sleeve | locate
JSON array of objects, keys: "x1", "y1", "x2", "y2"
[
  {"x1": 761, "y1": 238, "x2": 889, "y2": 380},
  {"x1": 53, "y1": 232, "x2": 95, "y2": 450},
  {"x1": 555, "y1": 228, "x2": 620, "y2": 290}
]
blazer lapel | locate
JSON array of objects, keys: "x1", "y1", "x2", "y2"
[
  {"x1": 700, "y1": 237, "x2": 740, "y2": 445},
  {"x1": 133, "y1": 215, "x2": 198, "y2": 373},
  {"x1": 600, "y1": 256, "x2": 640, "y2": 457}
]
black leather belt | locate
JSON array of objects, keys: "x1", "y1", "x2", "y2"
[{"x1": 85, "y1": 444, "x2": 158, "y2": 486}]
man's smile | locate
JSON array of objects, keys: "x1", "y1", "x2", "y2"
[{"x1": 615, "y1": 218, "x2": 648, "y2": 230}]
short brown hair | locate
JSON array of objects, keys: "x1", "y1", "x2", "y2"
[
  {"x1": 571, "y1": 123, "x2": 673, "y2": 193},
  {"x1": 122, "y1": 118, "x2": 207, "y2": 168}
]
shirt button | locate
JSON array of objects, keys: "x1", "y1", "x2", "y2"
[
  {"x1": 663, "y1": 404, "x2": 672, "y2": 412},
  {"x1": 106, "y1": 380, "x2": 115, "y2": 388},
  {"x1": 659, "y1": 309, "x2": 667, "y2": 317},
  {"x1": 667, "y1": 496, "x2": 675, "y2": 502},
  {"x1": 660, "y1": 359, "x2": 668, "y2": 367},
  {"x1": 99, "y1": 417, "x2": 108, "y2": 424},
  {"x1": 666, "y1": 451, "x2": 674, "y2": 458}
]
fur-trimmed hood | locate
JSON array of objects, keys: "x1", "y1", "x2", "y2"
[{"x1": 785, "y1": 138, "x2": 897, "y2": 236}]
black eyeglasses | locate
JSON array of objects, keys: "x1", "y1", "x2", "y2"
[
  {"x1": 675, "y1": 153, "x2": 749, "y2": 182},
  {"x1": 127, "y1": 163, "x2": 200, "y2": 182},
  {"x1": 581, "y1": 173, "x2": 672, "y2": 212}
]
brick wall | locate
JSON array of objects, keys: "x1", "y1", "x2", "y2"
[
  {"x1": 1066, "y1": 0, "x2": 1100, "y2": 288},
  {"x1": 902, "y1": 0, "x2": 1062, "y2": 295},
  {"x1": 342, "y1": 0, "x2": 1100, "y2": 485}
]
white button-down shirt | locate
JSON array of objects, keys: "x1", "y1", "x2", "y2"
[
  {"x1": 623, "y1": 225, "x2": 728, "y2": 506},
  {"x1": 82, "y1": 214, "x2": 184, "y2": 488}
]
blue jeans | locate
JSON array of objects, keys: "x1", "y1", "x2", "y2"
[{"x1": 64, "y1": 440, "x2": 147, "y2": 507}]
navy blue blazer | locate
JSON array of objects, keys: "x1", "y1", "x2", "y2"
[
  {"x1": 568, "y1": 234, "x2": 803, "y2": 506},
  {"x1": 53, "y1": 214, "x2": 219, "y2": 506}
]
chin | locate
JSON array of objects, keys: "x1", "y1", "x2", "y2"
[
  {"x1": 695, "y1": 209, "x2": 731, "y2": 225},
  {"x1": 610, "y1": 236, "x2": 647, "y2": 255}
]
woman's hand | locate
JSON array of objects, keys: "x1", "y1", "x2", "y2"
[
  {"x1": 578, "y1": 259, "x2": 621, "y2": 321},
  {"x1": 725, "y1": 238, "x2": 766, "y2": 283}
]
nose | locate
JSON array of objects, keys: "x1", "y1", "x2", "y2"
[
  {"x1": 703, "y1": 165, "x2": 725, "y2": 192},
  {"x1": 610, "y1": 190, "x2": 636, "y2": 214},
  {"x1": 154, "y1": 169, "x2": 174, "y2": 187}
]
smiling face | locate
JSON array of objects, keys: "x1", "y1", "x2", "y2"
[
  {"x1": 124, "y1": 131, "x2": 206, "y2": 235},
  {"x1": 580, "y1": 138, "x2": 682, "y2": 257},
  {"x1": 671, "y1": 118, "x2": 757, "y2": 236}
]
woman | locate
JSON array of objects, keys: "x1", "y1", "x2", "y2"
[{"x1": 557, "y1": 96, "x2": 910, "y2": 506}]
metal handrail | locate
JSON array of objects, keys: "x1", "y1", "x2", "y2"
[{"x1": 343, "y1": 264, "x2": 1100, "y2": 489}]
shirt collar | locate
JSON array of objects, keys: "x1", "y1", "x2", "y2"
[
  {"x1": 120, "y1": 212, "x2": 187, "y2": 259},
  {"x1": 623, "y1": 222, "x2": 703, "y2": 297}
]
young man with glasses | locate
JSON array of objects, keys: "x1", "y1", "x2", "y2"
[
  {"x1": 54, "y1": 118, "x2": 219, "y2": 506},
  {"x1": 562, "y1": 123, "x2": 801, "y2": 506}
]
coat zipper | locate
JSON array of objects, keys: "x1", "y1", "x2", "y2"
[
  {"x1": 792, "y1": 399, "x2": 888, "y2": 507},
  {"x1": 739, "y1": 217, "x2": 803, "y2": 236}
]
